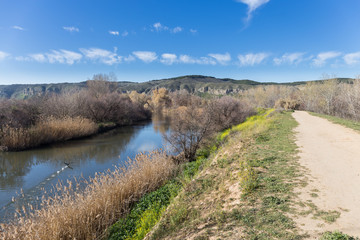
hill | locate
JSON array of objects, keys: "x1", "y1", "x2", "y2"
[{"x1": 0, "y1": 75, "x2": 354, "y2": 99}]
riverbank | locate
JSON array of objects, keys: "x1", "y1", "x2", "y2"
[
  {"x1": 106, "y1": 110, "x2": 359, "y2": 240},
  {"x1": 0, "y1": 116, "x2": 152, "y2": 152},
  {"x1": 4, "y1": 109, "x2": 357, "y2": 239}
]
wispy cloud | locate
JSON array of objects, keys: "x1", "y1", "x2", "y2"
[
  {"x1": 29, "y1": 53, "x2": 46, "y2": 63},
  {"x1": 80, "y1": 48, "x2": 119, "y2": 65},
  {"x1": 238, "y1": 52, "x2": 268, "y2": 66},
  {"x1": 122, "y1": 31, "x2": 129, "y2": 37},
  {"x1": 172, "y1": 27, "x2": 183, "y2": 33},
  {"x1": 273, "y1": 52, "x2": 305, "y2": 65},
  {"x1": 12, "y1": 25, "x2": 25, "y2": 31},
  {"x1": 63, "y1": 26, "x2": 79, "y2": 32},
  {"x1": 312, "y1": 51, "x2": 342, "y2": 67},
  {"x1": 26, "y1": 50, "x2": 82, "y2": 64},
  {"x1": 0, "y1": 51, "x2": 10, "y2": 60},
  {"x1": 236, "y1": 0, "x2": 270, "y2": 21},
  {"x1": 50, "y1": 50, "x2": 82, "y2": 64},
  {"x1": 150, "y1": 22, "x2": 184, "y2": 34},
  {"x1": 344, "y1": 52, "x2": 360, "y2": 65},
  {"x1": 179, "y1": 55, "x2": 216, "y2": 65},
  {"x1": 109, "y1": 31, "x2": 119, "y2": 36},
  {"x1": 123, "y1": 55, "x2": 136, "y2": 62},
  {"x1": 160, "y1": 53, "x2": 177, "y2": 65},
  {"x1": 133, "y1": 51, "x2": 158, "y2": 63},
  {"x1": 153, "y1": 22, "x2": 168, "y2": 32},
  {"x1": 190, "y1": 29, "x2": 198, "y2": 34},
  {"x1": 209, "y1": 53, "x2": 231, "y2": 65}
]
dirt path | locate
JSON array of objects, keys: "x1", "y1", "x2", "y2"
[{"x1": 292, "y1": 111, "x2": 360, "y2": 237}]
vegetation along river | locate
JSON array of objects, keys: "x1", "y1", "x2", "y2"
[{"x1": 0, "y1": 116, "x2": 170, "y2": 222}]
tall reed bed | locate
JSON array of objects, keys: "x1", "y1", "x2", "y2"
[
  {"x1": 0, "y1": 150, "x2": 175, "y2": 239},
  {"x1": 0, "y1": 116, "x2": 98, "y2": 151}
]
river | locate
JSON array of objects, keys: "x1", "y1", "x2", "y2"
[{"x1": 0, "y1": 116, "x2": 170, "y2": 222}]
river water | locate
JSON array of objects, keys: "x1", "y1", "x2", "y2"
[{"x1": 0, "y1": 116, "x2": 170, "y2": 222}]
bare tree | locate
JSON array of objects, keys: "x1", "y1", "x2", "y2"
[{"x1": 164, "y1": 105, "x2": 214, "y2": 162}]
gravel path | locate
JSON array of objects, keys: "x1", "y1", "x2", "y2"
[{"x1": 293, "y1": 111, "x2": 360, "y2": 237}]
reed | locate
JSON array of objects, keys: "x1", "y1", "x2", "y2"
[
  {"x1": 0, "y1": 116, "x2": 98, "y2": 151},
  {"x1": 0, "y1": 150, "x2": 175, "y2": 240}
]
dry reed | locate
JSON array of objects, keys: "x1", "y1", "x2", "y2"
[
  {"x1": 0, "y1": 150, "x2": 175, "y2": 239},
  {"x1": 0, "y1": 116, "x2": 98, "y2": 151}
]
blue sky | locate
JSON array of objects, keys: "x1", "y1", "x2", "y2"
[{"x1": 0, "y1": 0, "x2": 360, "y2": 84}]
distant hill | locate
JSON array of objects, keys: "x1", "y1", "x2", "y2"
[{"x1": 0, "y1": 75, "x2": 355, "y2": 99}]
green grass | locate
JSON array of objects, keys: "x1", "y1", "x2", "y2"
[
  {"x1": 309, "y1": 112, "x2": 360, "y2": 132},
  {"x1": 107, "y1": 147, "x2": 212, "y2": 240},
  {"x1": 320, "y1": 231, "x2": 360, "y2": 240},
  {"x1": 230, "y1": 111, "x2": 307, "y2": 239},
  {"x1": 146, "y1": 110, "x2": 308, "y2": 240}
]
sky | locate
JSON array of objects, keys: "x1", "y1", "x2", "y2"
[{"x1": 0, "y1": 0, "x2": 360, "y2": 84}]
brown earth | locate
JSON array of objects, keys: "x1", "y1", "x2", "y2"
[{"x1": 292, "y1": 111, "x2": 360, "y2": 238}]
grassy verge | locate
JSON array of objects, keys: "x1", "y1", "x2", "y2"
[
  {"x1": 107, "y1": 144, "x2": 212, "y2": 240},
  {"x1": 226, "y1": 110, "x2": 306, "y2": 239},
  {"x1": 107, "y1": 110, "x2": 360, "y2": 240},
  {"x1": 139, "y1": 109, "x2": 308, "y2": 239},
  {"x1": 309, "y1": 112, "x2": 360, "y2": 132}
]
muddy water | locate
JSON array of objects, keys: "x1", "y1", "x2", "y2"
[{"x1": 0, "y1": 117, "x2": 170, "y2": 221}]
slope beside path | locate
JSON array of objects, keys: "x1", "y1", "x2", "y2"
[{"x1": 292, "y1": 111, "x2": 360, "y2": 237}]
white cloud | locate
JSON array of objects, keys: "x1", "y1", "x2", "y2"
[
  {"x1": 29, "y1": 53, "x2": 47, "y2": 63},
  {"x1": 236, "y1": 0, "x2": 270, "y2": 21},
  {"x1": 109, "y1": 31, "x2": 119, "y2": 36},
  {"x1": 344, "y1": 52, "x2": 360, "y2": 65},
  {"x1": 0, "y1": 51, "x2": 10, "y2": 60},
  {"x1": 161, "y1": 53, "x2": 177, "y2": 65},
  {"x1": 15, "y1": 56, "x2": 30, "y2": 61},
  {"x1": 208, "y1": 53, "x2": 231, "y2": 65},
  {"x1": 124, "y1": 55, "x2": 136, "y2": 62},
  {"x1": 312, "y1": 51, "x2": 341, "y2": 67},
  {"x1": 179, "y1": 55, "x2": 216, "y2": 65},
  {"x1": 151, "y1": 22, "x2": 184, "y2": 34},
  {"x1": 153, "y1": 22, "x2": 168, "y2": 32},
  {"x1": 27, "y1": 50, "x2": 82, "y2": 64},
  {"x1": 56, "y1": 50, "x2": 82, "y2": 64},
  {"x1": 273, "y1": 52, "x2": 305, "y2": 65},
  {"x1": 190, "y1": 29, "x2": 198, "y2": 34},
  {"x1": 122, "y1": 31, "x2": 129, "y2": 37},
  {"x1": 132, "y1": 51, "x2": 157, "y2": 63},
  {"x1": 172, "y1": 27, "x2": 183, "y2": 33},
  {"x1": 238, "y1": 53, "x2": 268, "y2": 66},
  {"x1": 80, "y1": 48, "x2": 120, "y2": 65},
  {"x1": 63, "y1": 26, "x2": 79, "y2": 32},
  {"x1": 12, "y1": 25, "x2": 24, "y2": 31}
]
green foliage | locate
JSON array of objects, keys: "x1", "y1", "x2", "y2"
[
  {"x1": 320, "y1": 231, "x2": 359, "y2": 240},
  {"x1": 108, "y1": 146, "x2": 212, "y2": 240},
  {"x1": 239, "y1": 161, "x2": 258, "y2": 194},
  {"x1": 107, "y1": 182, "x2": 181, "y2": 240},
  {"x1": 233, "y1": 111, "x2": 307, "y2": 239},
  {"x1": 218, "y1": 108, "x2": 275, "y2": 141},
  {"x1": 310, "y1": 112, "x2": 360, "y2": 132}
]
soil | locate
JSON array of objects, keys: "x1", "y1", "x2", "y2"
[{"x1": 292, "y1": 111, "x2": 360, "y2": 238}]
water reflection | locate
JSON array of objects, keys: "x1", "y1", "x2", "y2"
[
  {"x1": 0, "y1": 126, "x2": 136, "y2": 189},
  {"x1": 152, "y1": 113, "x2": 171, "y2": 134},
  {"x1": 0, "y1": 119, "x2": 168, "y2": 221}
]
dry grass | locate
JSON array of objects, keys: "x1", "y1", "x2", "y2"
[
  {"x1": 0, "y1": 150, "x2": 176, "y2": 240},
  {"x1": 0, "y1": 116, "x2": 98, "y2": 151}
]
